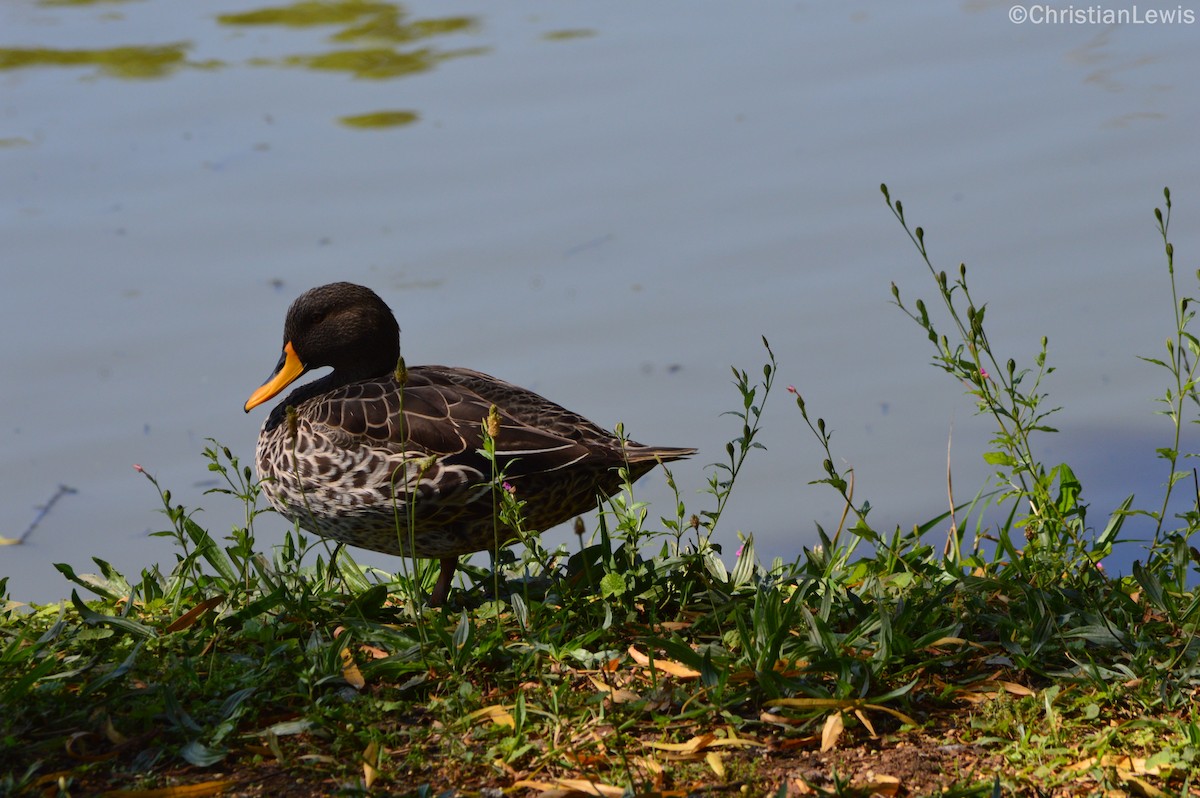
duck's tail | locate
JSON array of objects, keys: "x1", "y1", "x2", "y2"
[{"x1": 624, "y1": 444, "x2": 698, "y2": 465}]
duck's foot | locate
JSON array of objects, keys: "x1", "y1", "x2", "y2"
[{"x1": 429, "y1": 556, "x2": 457, "y2": 607}]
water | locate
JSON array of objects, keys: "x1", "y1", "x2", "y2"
[{"x1": 3, "y1": 1, "x2": 1198, "y2": 603}]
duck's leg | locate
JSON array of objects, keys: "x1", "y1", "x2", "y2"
[{"x1": 430, "y1": 556, "x2": 457, "y2": 606}]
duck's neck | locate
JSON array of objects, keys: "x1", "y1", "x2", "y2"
[{"x1": 263, "y1": 368, "x2": 380, "y2": 432}]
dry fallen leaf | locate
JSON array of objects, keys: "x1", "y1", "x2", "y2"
[
  {"x1": 101, "y1": 715, "x2": 128, "y2": 746},
  {"x1": 588, "y1": 675, "x2": 641, "y2": 703},
  {"x1": 627, "y1": 645, "x2": 701, "y2": 679},
  {"x1": 511, "y1": 777, "x2": 626, "y2": 797},
  {"x1": 563, "y1": 750, "x2": 611, "y2": 767},
  {"x1": 821, "y1": 711, "x2": 844, "y2": 752},
  {"x1": 854, "y1": 708, "x2": 879, "y2": 738},
  {"x1": 646, "y1": 734, "x2": 716, "y2": 757},
  {"x1": 1122, "y1": 774, "x2": 1167, "y2": 797},
  {"x1": 955, "y1": 680, "x2": 1034, "y2": 704},
  {"x1": 362, "y1": 740, "x2": 379, "y2": 789},
  {"x1": 997, "y1": 680, "x2": 1034, "y2": 697},
  {"x1": 926, "y1": 636, "x2": 968, "y2": 648},
  {"x1": 465, "y1": 704, "x2": 515, "y2": 728},
  {"x1": 340, "y1": 648, "x2": 365, "y2": 690},
  {"x1": 705, "y1": 750, "x2": 725, "y2": 779},
  {"x1": 858, "y1": 773, "x2": 901, "y2": 797},
  {"x1": 165, "y1": 594, "x2": 226, "y2": 633},
  {"x1": 760, "y1": 710, "x2": 804, "y2": 725}
]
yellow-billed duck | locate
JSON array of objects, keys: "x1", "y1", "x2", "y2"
[{"x1": 244, "y1": 282, "x2": 696, "y2": 605}]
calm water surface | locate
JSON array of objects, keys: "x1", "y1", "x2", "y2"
[{"x1": 2, "y1": 1, "x2": 1199, "y2": 603}]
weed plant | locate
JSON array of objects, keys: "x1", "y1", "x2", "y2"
[{"x1": 2, "y1": 189, "x2": 1200, "y2": 796}]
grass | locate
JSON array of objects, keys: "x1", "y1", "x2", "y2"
[{"x1": 3, "y1": 187, "x2": 1200, "y2": 797}]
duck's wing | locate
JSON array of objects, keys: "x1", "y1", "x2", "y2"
[
  {"x1": 410, "y1": 366, "x2": 614, "y2": 474},
  {"x1": 297, "y1": 367, "x2": 606, "y2": 477},
  {"x1": 418, "y1": 366, "x2": 617, "y2": 442},
  {"x1": 428, "y1": 367, "x2": 697, "y2": 462},
  {"x1": 415, "y1": 366, "x2": 697, "y2": 472}
]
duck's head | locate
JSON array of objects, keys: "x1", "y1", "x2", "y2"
[{"x1": 244, "y1": 282, "x2": 401, "y2": 413}]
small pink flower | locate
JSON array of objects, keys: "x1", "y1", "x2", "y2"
[
  {"x1": 502, "y1": 481, "x2": 516, "y2": 494},
  {"x1": 786, "y1": 385, "x2": 797, "y2": 394},
  {"x1": 979, "y1": 368, "x2": 990, "y2": 380},
  {"x1": 133, "y1": 464, "x2": 144, "y2": 473}
]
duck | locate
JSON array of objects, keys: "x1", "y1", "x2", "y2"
[{"x1": 244, "y1": 282, "x2": 696, "y2": 606}]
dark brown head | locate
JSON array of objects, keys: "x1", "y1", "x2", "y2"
[{"x1": 244, "y1": 282, "x2": 401, "y2": 413}]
